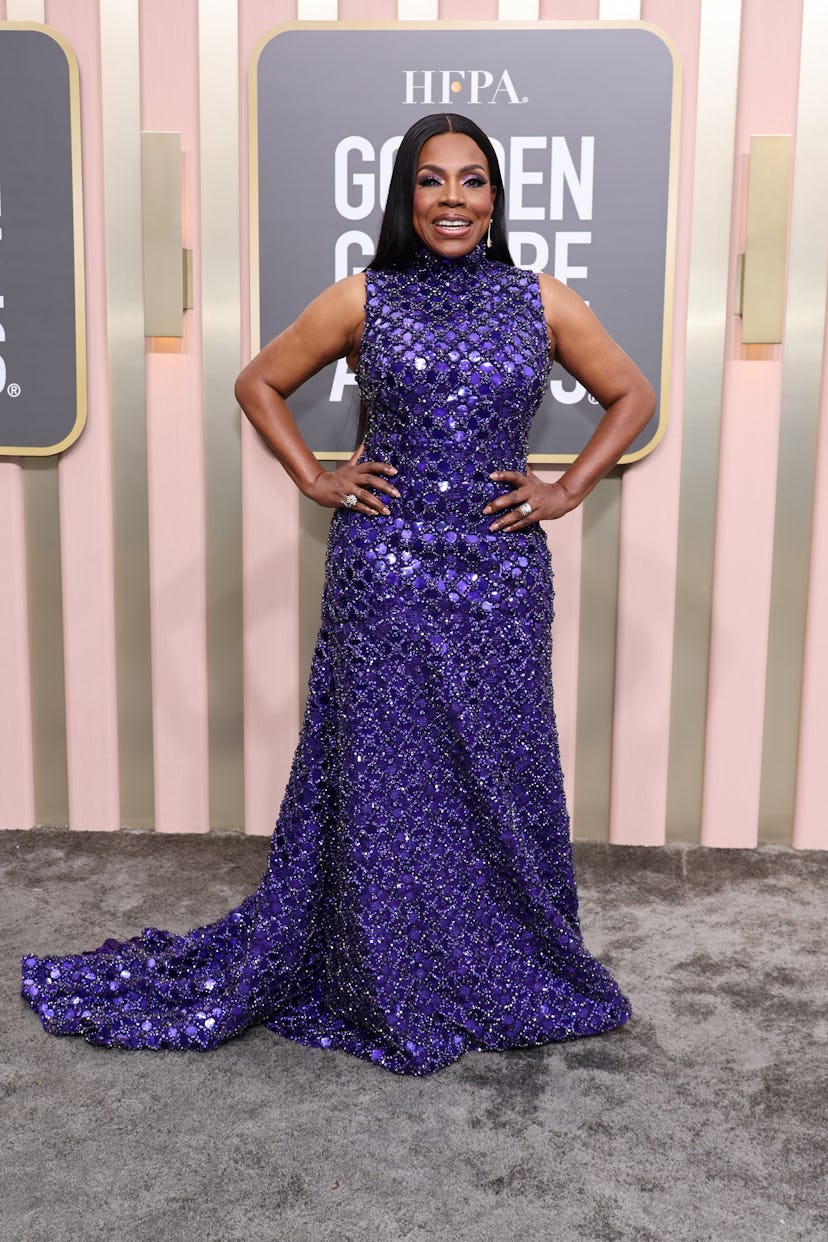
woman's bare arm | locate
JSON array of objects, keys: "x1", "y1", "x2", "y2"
[
  {"x1": 540, "y1": 273, "x2": 657, "y2": 505},
  {"x1": 484, "y1": 273, "x2": 657, "y2": 532},
  {"x1": 235, "y1": 272, "x2": 399, "y2": 514}
]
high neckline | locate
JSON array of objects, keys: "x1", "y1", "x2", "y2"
[{"x1": 414, "y1": 240, "x2": 487, "y2": 269}]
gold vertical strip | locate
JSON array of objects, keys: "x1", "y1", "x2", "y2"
[
  {"x1": 140, "y1": 131, "x2": 184, "y2": 338},
  {"x1": 665, "y1": 0, "x2": 742, "y2": 843},
  {"x1": 760, "y1": 0, "x2": 828, "y2": 843},
  {"x1": 100, "y1": 0, "x2": 154, "y2": 827},
  {"x1": 572, "y1": 475, "x2": 621, "y2": 841},
  {"x1": 23, "y1": 461, "x2": 69, "y2": 824},
  {"x1": 13, "y1": 0, "x2": 68, "y2": 825},
  {"x1": 739, "y1": 135, "x2": 792, "y2": 344},
  {"x1": 198, "y1": 0, "x2": 245, "y2": 830}
]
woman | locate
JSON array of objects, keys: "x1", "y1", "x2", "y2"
[{"x1": 21, "y1": 114, "x2": 655, "y2": 1076}]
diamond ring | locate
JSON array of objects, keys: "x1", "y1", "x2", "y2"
[
  {"x1": 518, "y1": 501, "x2": 532, "y2": 517},
  {"x1": 343, "y1": 493, "x2": 358, "y2": 509}
]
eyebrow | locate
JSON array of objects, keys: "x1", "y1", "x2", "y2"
[{"x1": 417, "y1": 163, "x2": 488, "y2": 175}]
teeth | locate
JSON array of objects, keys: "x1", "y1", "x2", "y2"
[{"x1": 435, "y1": 220, "x2": 470, "y2": 229}]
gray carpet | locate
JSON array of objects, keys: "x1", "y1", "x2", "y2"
[{"x1": 2, "y1": 829, "x2": 826, "y2": 1242}]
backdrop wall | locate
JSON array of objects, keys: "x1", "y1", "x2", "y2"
[{"x1": 0, "y1": 0, "x2": 825, "y2": 850}]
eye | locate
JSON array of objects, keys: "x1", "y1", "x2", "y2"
[
  {"x1": 417, "y1": 175, "x2": 441, "y2": 187},
  {"x1": 463, "y1": 176, "x2": 487, "y2": 188}
]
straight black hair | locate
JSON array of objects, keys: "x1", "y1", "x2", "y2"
[{"x1": 370, "y1": 112, "x2": 513, "y2": 271}]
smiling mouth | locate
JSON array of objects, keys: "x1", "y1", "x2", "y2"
[{"x1": 432, "y1": 217, "x2": 472, "y2": 231}]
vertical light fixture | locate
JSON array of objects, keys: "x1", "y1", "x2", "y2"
[
  {"x1": 734, "y1": 134, "x2": 793, "y2": 344},
  {"x1": 140, "y1": 131, "x2": 192, "y2": 337}
]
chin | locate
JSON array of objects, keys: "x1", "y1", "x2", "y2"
[{"x1": 424, "y1": 231, "x2": 483, "y2": 256}]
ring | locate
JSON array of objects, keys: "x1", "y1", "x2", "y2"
[
  {"x1": 518, "y1": 501, "x2": 532, "y2": 517},
  {"x1": 343, "y1": 493, "x2": 358, "y2": 509}
]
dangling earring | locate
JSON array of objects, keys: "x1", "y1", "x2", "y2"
[{"x1": 486, "y1": 217, "x2": 493, "y2": 249}]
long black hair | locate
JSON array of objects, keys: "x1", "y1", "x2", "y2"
[{"x1": 370, "y1": 113, "x2": 513, "y2": 271}]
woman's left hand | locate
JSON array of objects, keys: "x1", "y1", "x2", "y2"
[{"x1": 483, "y1": 469, "x2": 577, "y2": 532}]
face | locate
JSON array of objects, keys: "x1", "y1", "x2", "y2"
[{"x1": 411, "y1": 131, "x2": 496, "y2": 258}]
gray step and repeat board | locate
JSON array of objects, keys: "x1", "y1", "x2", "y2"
[
  {"x1": 0, "y1": 24, "x2": 85, "y2": 456},
  {"x1": 252, "y1": 23, "x2": 679, "y2": 463}
]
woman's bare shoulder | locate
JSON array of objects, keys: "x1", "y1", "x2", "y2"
[
  {"x1": 290, "y1": 270, "x2": 366, "y2": 352},
  {"x1": 331, "y1": 272, "x2": 367, "y2": 362},
  {"x1": 537, "y1": 271, "x2": 585, "y2": 315},
  {"x1": 323, "y1": 270, "x2": 367, "y2": 315}
]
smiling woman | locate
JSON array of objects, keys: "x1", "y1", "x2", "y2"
[
  {"x1": 411, "y1": 133, "x2": 495, "y2": 256},
  {"x1": 22, "y1": 112, "x2": 655, "y2": 1077},
  {"x1": 369, "y1": 113, "x2": 514, "y2": 273}
]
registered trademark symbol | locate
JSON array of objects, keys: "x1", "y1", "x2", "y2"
[
  {"x1": 521, "y1": 96, "x2": 529, "y2": 104},
  {"x1": 6, "y1": 382, "x2": 21, "y2": 398},
  {"x1": 587, "y1": 393, "x2": 598, "y2": 404}
]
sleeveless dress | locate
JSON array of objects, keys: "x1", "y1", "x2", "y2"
[{"x1": 20, "y1": 241, "x2": 631, "y2": 1076}]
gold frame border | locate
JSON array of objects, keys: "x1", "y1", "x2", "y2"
[
  {"x1": 0, "y1": 22, "x2": 87, "y2": 457},
  {"x1": 248, "y1": 19, "x2": 681, "y2": 465}
]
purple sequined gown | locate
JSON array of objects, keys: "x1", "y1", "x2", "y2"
[{"x1": 21, "y1": 243, "x2": 631, "y2": 1075}]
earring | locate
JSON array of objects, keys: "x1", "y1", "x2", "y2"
[{"x1": 486, "y1": 217, "x2": 493, "y2": 249}]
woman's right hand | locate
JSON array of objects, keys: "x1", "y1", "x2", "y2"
[{"x1": 305, "y1": 441, "x2": 400, "y2": 516}]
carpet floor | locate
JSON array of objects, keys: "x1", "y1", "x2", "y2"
[{"x1": 2, "y1": 828, "x2": 826, "y2": 1242}]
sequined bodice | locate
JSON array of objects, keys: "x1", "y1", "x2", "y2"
[
  {"x1": 355, "y1": 242, "x2": 551, "y2": 526},
  {"x1": 325, "y1": 243, "x2": 554, "y2": 627}
]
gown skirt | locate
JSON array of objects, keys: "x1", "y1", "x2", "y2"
[{"x1": 20, "y1": 244, "x2": 632, "y2": 1076}]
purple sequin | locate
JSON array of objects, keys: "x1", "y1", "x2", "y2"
[{"x1": 20, "y1": 242, "x2": 631, "y2": 1075}]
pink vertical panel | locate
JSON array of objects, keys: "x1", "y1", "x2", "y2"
[
  {"x1": 794, "y1": 308, "x2": 828, "y2": 850},
  {"x1": 339, "y1": 0, "x2": 396, "y2": 15},
  {"x1": 609, "y1": 0, "x2": 698, "y2": 845},
  {"x1": 139, "y1": 0, "x2": 210, "y2": 833},
  {"x1": 439, "y1": 0, "x2": 498, "y2": 18},
  {"x1": 536, "y1": 470, "x2": 583, "y2": 821},
  {"x1": 0, "y1": 462, "x2": 34, "y2": 829},
  {"x1": 538, "y1": 1, "x2": 599, "y2": 19},
  {"x1": 45, "y1": 0, "x2": 121, "y2": 831},
  {"x1": 240, "y1": 0, "x2": 300, "y2": 836},
  {"x1": 701, "y1": 0, "x2": 802, "y2": 847},
  {"x1": 703, "y1": 363, "x2": 782, "y2": 846}
]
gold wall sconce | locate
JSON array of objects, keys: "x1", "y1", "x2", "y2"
[
  {"x1": 140, "y1": 131, "x2": 193, "y2": 338},
  {"x1": 734, "y1": 134, "x2": 793, "y2": 345}
]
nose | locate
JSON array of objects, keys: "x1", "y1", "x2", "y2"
[{"x1": 440, "y1": 178, "x2": 464, "y2": 206}]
